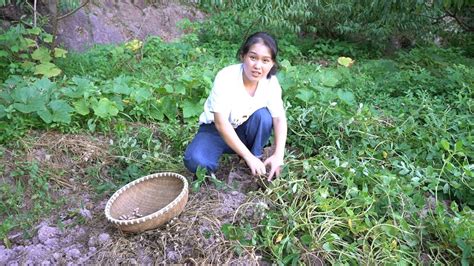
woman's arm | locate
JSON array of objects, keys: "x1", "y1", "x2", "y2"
[
  {"x1": 264, "y1": 114, "x2": 287, "y2": 181},
  {"x1": 214, "y1": 112, "x2": 267, "y2": 176}
]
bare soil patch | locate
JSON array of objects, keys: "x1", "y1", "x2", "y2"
[{"x1": 1, "y1": 131, "x2": 272, "y2": 264}]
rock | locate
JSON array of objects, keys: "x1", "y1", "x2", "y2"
[
  {"x1": 37, "y1": 224, "x2": 60, "y2": 244},
  {"x1": 13, "y1": 245, "x2": 24, "y2": 252},
  {"x1": 88, "y1": 236, "x2": 97, "y2": 247},
  {"x1": 41, "y1": 260, "x2": 53, "y2": 266},
  {"x1": 65, "y1": 248, "x2": 81, "y2": 259},
  {"x1": 25, "y1": 244, "x2": 49, "y2": 261},
  {"x1": 0, "y1": 245, "x2": 13, "y2": 264},
  {"x1": 52, "y1": 252, "x2": 62, "y2": 260},
  {"x1": 56, "y1": 0, "x2": 205, "y2": 51},
  {"x1": 43, "y1": 238, "x2": 59, "y2": 248},
  {"x1": 79, "y1": 208, "x2": 93, "y2": 220},
  {"x1": 165, "y1": 249, "x2": 180, "y2": 262},
  {"x1": 98, "y1": 233, "x2": 110, "y2": 244}
]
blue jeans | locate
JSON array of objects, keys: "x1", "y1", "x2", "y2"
[{"x1": 184, "y1": 108, "x2": 273, "y2": 173}]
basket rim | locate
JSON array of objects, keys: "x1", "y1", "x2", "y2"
[{"x1": 104, "y1": 172, "x2": 189, "y2": 226}]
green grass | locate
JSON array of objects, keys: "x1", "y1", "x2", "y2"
[{"x1": 0, "y1": 160, "x2": 64, "y2": 244}]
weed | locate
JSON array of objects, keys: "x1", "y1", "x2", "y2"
[{"x1": 0, "y1": 161, "x2": 63, "y2": 243}]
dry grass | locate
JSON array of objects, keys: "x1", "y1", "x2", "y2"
[
  {"x1": 18, "y1": 131, "x2": 112, "y2": 188},
  {"x1": 96, "y1": 184, "x2": 265, "y2": 264}
]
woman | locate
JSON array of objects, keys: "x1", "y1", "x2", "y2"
[{"x1": 184, "y1": 32, "x2": 287, "y2": 181}]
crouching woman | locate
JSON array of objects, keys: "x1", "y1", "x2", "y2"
[{"x1": 184, "y1": 32, "x2": 287, "y2": 181}]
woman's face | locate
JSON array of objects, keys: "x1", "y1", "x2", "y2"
[{"x1": 241, "y1": 42, "x2": 274, "y2": 85}]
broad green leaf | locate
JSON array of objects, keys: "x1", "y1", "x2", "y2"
[
  {"x1": 202, "y1": 72, "x2": 213, "y2": 88},
  {"x1": 92, "y1": 98, "x2": 119, "y2": 118},
  {"x1": 164, "y1": 84, "x2": 174, "y2": 93},
  {"x1": 53, "y1": 48, "x2": 67, "y2": 58},
  {"x1": 42, "y1": 34, "x2": 53, "y2": 43},
  {"x1": 300, "y1": 234, "x2": 313, "y2": 246},
  {"x1": 113, "y1": 83, "x2": 132, "y2": 95},
  {"x1": 149, "y1": 103, "x2": 164, "y2": 120},
  {"x1": 11, "y1": 45, "x2": 19, "y2": 53},
  {"x1": 27, "y1": 27, "x2": 41, "y2": 35},
  {"x1": 13, "y1": 103, "x2": 35, "y2": 114},
  {"x1": 175, "y1": 84, "x2": 186, "y2": 95},
  {"x1": 64, "y1": 77, "x2": 95, "y2": 98},
  {"x1": 319, "y1": 86, "x2": 337, "y2": 102},
  {"x1": 18, "y1": 39, "x2": 30, "y2": 51},
  {"x1": 4, "y1": 76, "x2": 27, "y2": 91},
  {"x1": 110, "y1": 76, "x2": 132, "y2": 95},
  {"x1": 24, "y1": 38, "x2": 36, "y2": 48},
  {"x1": 13, "y1": 103, "x2": 37, "y2": 113},
  {"x1": 277, "y1": 71, "x2": 296, "y2": 91},
  {"x1": 158, "y1": 95, "x2": 177, "y2": 120},
  {"x1": 63, "y1": 87, "x2": 83, "y2": 98},
  {"x1": 31, "y1": 47, "x2": 51, "y2": 63},
  {"x1": 443, "y1": 183, "x2": 450, "y2": 193},
  {"x1": 12, "y1": 86, "x2": 38, "y2": 103},
  {"x1": 337, "y1": 56, "x2": 354, "y2": 67},
  {"x1": 49, "y1": 100, "x2": 73, "y2": 124},
  {"x1": 337, "y1": 89, "x2": 355, "y2": 105},
  {"x1": 73, "y1": 99, "x2": 90, "y2": 115},
  {"x1": 182, "y1": 100, "x2": 202, "y2": 118},
  {"x1": 37, "y1": 108, "x2": 52, "y2": 123},
  {"x1": 21, "y1": 61, "x2": 35, "y2": 70},
  {"x1": 279, "y1": 59, "x2": 292, "y2": 71},
  {"x1": 72, "y1": 76, "x2": 93, "y2": 88},
  {"x1": 295, "y1": 89, "x2": 314, "y2": 102},
  {"x1": 131, "y1": 87, "x2": 152, "y2": 104},
  {"x1": 109, "y1": 95, "x2": 124, "y2": 111},
  {"x1": 33, "y1": 77, "x2": 55, "y2": 92},
  {"x1": 34, "y1": 62, "x2": 61, "y2": 78},
  {"x1": 0, "y1": 50, "x2": 8, "y2": 57},
  {"x1": 440, "y1": 139, "x2": 450, "y2": 151},
  {"x1": 323, "y1": 242, "x2": 333, "y2": 251},
  {"x1": 320, "y1": 70, "x2": 340, "y2": 88}
]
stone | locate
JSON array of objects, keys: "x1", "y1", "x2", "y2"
[{"x1": 55, "y1": 0, "x2": 205, "y2": 52}]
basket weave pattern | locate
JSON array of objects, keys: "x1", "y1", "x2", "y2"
[{"x1": 105, "y1": 172, "x2": 189, "y2": 233}]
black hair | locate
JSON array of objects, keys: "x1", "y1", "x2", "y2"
[{"x1": 237, "y1": 32, "x2": 278, "y2": 78}]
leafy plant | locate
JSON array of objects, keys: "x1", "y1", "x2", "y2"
[
  {"x1": 194, "y1": 0, "x2": 472, "y2": 52},
  {"x1": 0, "y1": 25, "x2": 66, "y2": 81},
  {"x1": 0, "y1": 161, "x2": 62, "y2": 243}
]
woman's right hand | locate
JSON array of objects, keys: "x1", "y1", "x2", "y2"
[{"x1": 244, "y1": 155, "x2": 266, "y2": 176}]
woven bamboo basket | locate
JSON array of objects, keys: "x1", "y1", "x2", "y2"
[{"x1": 104, "y1": 172, "x2": 189, "y2": 233}]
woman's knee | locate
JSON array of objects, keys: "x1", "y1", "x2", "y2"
[
  {"x1": 183, "y1": 148, "x2": 217, "y2": 173},
  {"x1": 252, "y1": 108, "x2": 273, "y2": 129}
]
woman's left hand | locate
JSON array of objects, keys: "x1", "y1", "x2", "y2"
[{"x1": 263, "y1": 154, "x2": 284, "y2": 181}]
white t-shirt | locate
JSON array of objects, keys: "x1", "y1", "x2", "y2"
[{"x1": 198, "y1": 63, "x2": 285, "y2": 128}]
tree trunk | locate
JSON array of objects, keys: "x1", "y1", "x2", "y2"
[{"x1": 51, "y1": 0, "x2": 59, "y2": 49}]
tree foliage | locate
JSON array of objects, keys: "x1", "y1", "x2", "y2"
[{"x1": 195, "y1": 0, "x2": 473, "y2": 50}]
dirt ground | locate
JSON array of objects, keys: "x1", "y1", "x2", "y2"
[{"x1": 0, "y1": 131, "x2": 273, "y2": 264}]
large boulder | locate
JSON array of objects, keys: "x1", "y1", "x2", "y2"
[{"x1": 56, "y1": 0, "x2": 205, "y2": 51}]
